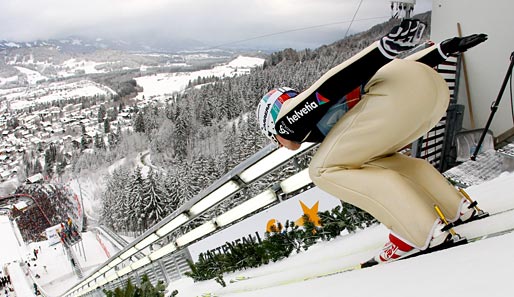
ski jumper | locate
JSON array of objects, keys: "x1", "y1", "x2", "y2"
[{"x1": 274, "y1": 42, "x2": 464, "y2": 249}]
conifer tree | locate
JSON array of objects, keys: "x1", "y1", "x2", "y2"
[
  {"x1": 80, "y1": 135, "x2": 88, "y2": 151},
  {"x1": 97, "y1": 104, "x2": 106, "y2": 123},
  {"x1": 56, "y1": 158, "x2": 67, "y2": 176},
  {"x1": 134, "y1": 111, "x2": 145, "y2": 133},
  {"x1": 172, "y1": 107, "x2": 192, "y2": 159},
  {"x1": 95, "y1": 133, "x2": 105, "y2": 150},
  {"x1": 107, "y1": 132, "x2": 119, "y2": 149},
  {"x1": 101, "y1": 173, "x2": 118, "y2": 230},
  {"x1": 128, "y1": 167, "x2": 146, "y2": 232},
  {"x1": 142, "y1": 171, "x2": 168, "y2": 228},
  {"x1": 219, "y1": 123, "x2": 239, "y2": 173},
  {"x1": 163, "y1": 170, "x2": 186, "y2": 215},
  {"x1": 103, "y1": 118, "x2": 110, "y2": 133},
  {"x1": 103, "y1": 274, "x2": 166, "y2": 297},
  {"x1": 33, "y1": 159, "x2": 43, "y2": 174}
]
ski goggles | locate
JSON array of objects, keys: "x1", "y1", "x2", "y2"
[{"x1": 267, "y1": 131, "x2": 280, "y2": 146}]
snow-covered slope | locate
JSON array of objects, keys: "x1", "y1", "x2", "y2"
[
  {"x1": 167, "y1": 171, "x2": 514, "y2": 297},
  {"x1": 3, "y1": 163, "x2": 514, "y2": 297}
]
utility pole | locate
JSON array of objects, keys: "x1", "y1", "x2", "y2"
[
  {"x1": 75, "y1": 174, "x2": 87, "y2": 232},
  {"x1": 74, "y1": 174, "x2": 88, "y2": 262}
]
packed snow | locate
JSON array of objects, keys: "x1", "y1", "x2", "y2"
[
  {"x1": 1, "y1": 166, "x2": 514, "y2": 297},
  {"x1": 59, "y1": 59, "x2": 106, "y2": 77},
  {"x1": 13, "y1": 67, "x2": 48, "y2": 85},
  {"x1": 0, "y1": 75, "x2": 18, "y2": 87},
  {"x1": 134, "y1": 56, "x2": 264, "y2": 101},
  {"x1": 167, "y1": 170, "x2": 514, "y2": 297}
]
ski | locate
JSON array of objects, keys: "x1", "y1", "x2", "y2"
[
  {"x1": 360, "y1": 234, "x2": 468, "y2": 268},
  {"x1": 214, "y1": 223, "x2": 514, "y2": 297},
  {"x1": 443, "y1": 208, "x2": 489, "y2": 231},
  {"x1": 228, "y1": 276, "x2": 250, "y2": 283},
  {"x1": 215, "y1": 206, "x2": 514, "y2": 297},
  {"x1": 305, "y1": 223, "x2": 514, "y2": 281}
]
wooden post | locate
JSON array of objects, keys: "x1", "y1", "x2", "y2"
[{"x1": 457, "y1": 22, "x2": 476, "y2": 129}]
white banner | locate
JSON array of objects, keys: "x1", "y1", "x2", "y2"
[
  {"x1": 45, "y1": 224, "x2": 63, "y2": 246},
  {"x1": 188, "y1": 187, "x2": 341, "y2": 261}
]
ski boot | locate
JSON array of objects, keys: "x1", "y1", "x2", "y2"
[
  {"x1": 442, "y1": 188, "x2": 489, "y2": 232},
  {"x1": 361, "y1": 204, "x2": 468, "y2": 268}
]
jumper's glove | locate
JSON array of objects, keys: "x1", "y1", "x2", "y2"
[
  {"x1": 439, "y1": 33, "x2": 488, "y2": 56},
  {"x1": 378, "y1": 19, "x2": 426, "y2": 58}
]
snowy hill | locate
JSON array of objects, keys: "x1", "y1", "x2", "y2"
[
  {"x1": 134, "y1": 56, "x2": 266, "y2": 101},
  {"x1": 2, "y1": 157, "x2": 514, "y2": 297},
  {"x1": 166, "y1": 170, "x2": 514, "y2": 297},
  {"x1": 0, "y1": 35, "x2": 260, "y2": 89},
  {"x1": 0, "y1": 48, "x2": 235, "y2": 88}
]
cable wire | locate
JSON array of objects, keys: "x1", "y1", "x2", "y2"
[
  {"x1": 344, "y1": 0, "x2": 365, "y2": 38},
  {"x1": 206, "y1": 15, "x2": 389, "y2": 50}
]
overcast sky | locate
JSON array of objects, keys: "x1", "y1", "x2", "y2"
[{"x1": 0, "y1": 0, "x2": 433, "y2": 50}]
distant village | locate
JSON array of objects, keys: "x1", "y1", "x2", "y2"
[
  {"x1": 0, "y1": 55, "x2": 265, "y2": 185},
  {"x1": 0, "y1": 93, "x2": 138, "y2": 183}
]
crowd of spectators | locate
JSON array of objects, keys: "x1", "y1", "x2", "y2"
[
  {"x1": 0, "y1": 268, "x2": 13, "y2": 296},
  {"x1": 12, "y1": 182, "x2": 78, "y2": 243},
  {"x1": 15, "y1": 206, "x2": 49, "y2": 242}
]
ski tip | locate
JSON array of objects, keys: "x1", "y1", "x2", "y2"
[
  {"x1": 229, "y1": 276, "x2": 250, "y2": 283},
  {"x1": 477, "y1": 211, "x2": 490, "y2": 219}
]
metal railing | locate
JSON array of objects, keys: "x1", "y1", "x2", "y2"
[{"x1": 64, "y1": 143, "x2": 317, "y2": 296}]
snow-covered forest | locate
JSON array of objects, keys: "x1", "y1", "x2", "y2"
[{"x1": 65, "y1": 13, "x2": 431, "y2": 237}]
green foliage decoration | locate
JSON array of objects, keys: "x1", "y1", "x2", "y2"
[
  {"x1": 103, "y1": 274, "x2": 168, "y2": 297},
  {"x1": 185, "y1": 203, "x2": 376, "y2": 286}
]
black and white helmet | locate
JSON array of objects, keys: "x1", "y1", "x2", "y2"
[{"x1": 256, "y1": 87, "x2": 298, "y2": 144}]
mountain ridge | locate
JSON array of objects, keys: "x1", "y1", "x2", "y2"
[{"x1": 0, "y1": 35, "x2": 208, "y2": 53}]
